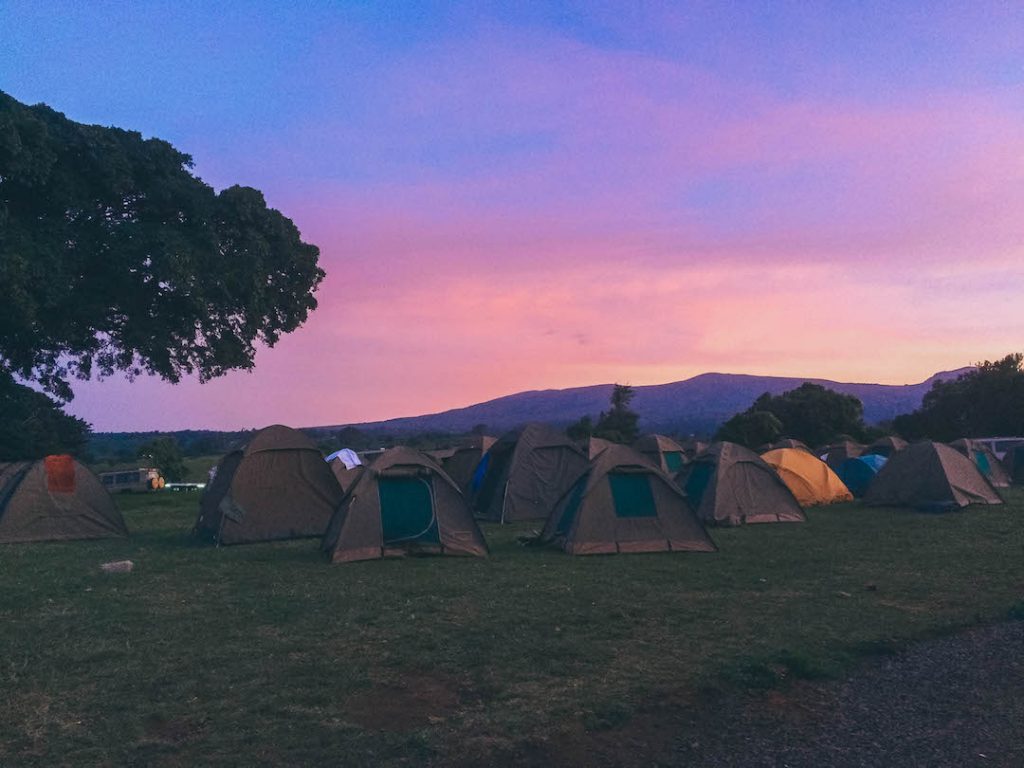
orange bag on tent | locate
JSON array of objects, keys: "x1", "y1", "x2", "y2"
[{"x1": 45, "y1": 454, "x2": 77, "y2": 493}]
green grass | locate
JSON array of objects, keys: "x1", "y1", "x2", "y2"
[
  {"x1": 179, "y1": 455, "x2": 220, "y2": 482},
  {"x1": 1, "y1": 490, "x2": 1023, "y2": 766}
]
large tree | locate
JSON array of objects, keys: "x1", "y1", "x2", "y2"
[
  {"x1": 0, "y1": 373, "x2": 90, "y2": 460},
  {"x1": 716, "y1": 382, "x2": 868, "y2": 449},
  {"x1": 894, "y1": 353, "x2": 1024, "y2": 441},
  {"x1": 0, "y1": 90, "x2": 324, "y2": 400}
]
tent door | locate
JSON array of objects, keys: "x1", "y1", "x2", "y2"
[{"x1": 378, "y1": 476, "x2": 440, "y2": 545}]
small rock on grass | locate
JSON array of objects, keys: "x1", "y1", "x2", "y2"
[{"x1": 100, "y1": 560, "x2": 134, "y2": 574}]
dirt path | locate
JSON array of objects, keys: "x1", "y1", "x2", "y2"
[
  {"x1": 673, "y1": 621, "x2": 1024, "y2": 768},
  {"x1": 451, "y1": 622, "x2": 1024, "y2": 767}
]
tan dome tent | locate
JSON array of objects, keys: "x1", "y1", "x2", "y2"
[
  {"x1": 585, "y1": 436, "x2": 615, "y2": 459},
  {"x1": 821, "y1": 440, "x2": 866, "y2": 470},
  {"x1": 677, "y1": 442, "x2": 805, "y2": 526},
  {"x1": 865, "y1": 436, "x2": 908, "y2": 458},
  {"x1": 865, "y1": 442, "x2": 1002, "y2": 510},
  {"x1": 471, "y1": 423, "x2": 589, "y2": 523},
  {"x1": 195, "y1": 425, "x2": 344, "y2": 545},
  {"x1": 325, "y1": 449, "x2": 363, "y2": 494},
  {"x1": 681, "y1": 438, "x2": 708, "y2": 460},
  {"x1": 761, "y1": 448, "x2": 853, "y2": 506},
  {"x1": 329, "y1": 462, "x2": 365, "y2": 495},
  {"x1": 948, "y1": 439, "x2": 1011, "y2": 488},
  {"x1": 541, "y1": 445, "x2": 716, "y2": 555},
  {"x1": 0, "y1": 456, "x2": 128, "y2": 543},
  {"x1": 323, "y1": 447, "x2": 487, "y2": 563},
  {"x1": 426, "y1": 447, "x2": 457, "y2": 462},
  {"x1": 633, "y1": 434, "x2": 688, "y2": 473},
  {"x1": 440, "y1": 435, "x2": 496, "y2": 491}
]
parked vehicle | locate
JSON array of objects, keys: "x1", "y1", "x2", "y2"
[
  {"x1": 971, "y1": 438, "x2": 1024, "y2": 460},
  {"x1": 98, "y1": 467, "x2": 164, "y2": 492}
]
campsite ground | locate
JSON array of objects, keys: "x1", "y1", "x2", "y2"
[{"x1": 1, "y1": 490, "x2": 1022, "y2": 767}]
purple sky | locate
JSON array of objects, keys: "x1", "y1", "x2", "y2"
[{"x1": 2, "y1": 2, "x2": 1022, "y2": 431}]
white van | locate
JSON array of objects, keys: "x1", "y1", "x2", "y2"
[{"x1": 971, "y1": 438, "x2": 1024, "y2": 460}]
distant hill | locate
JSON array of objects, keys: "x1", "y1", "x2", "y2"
[
  {"x1": 317, "y1": 368, "x2": 973, "y2": 437},
  {"x1": 89, "y1": 368, "x2": 973, "y2": 460}
]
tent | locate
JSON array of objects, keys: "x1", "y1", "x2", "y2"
[
  {"x1": 865, "y1": 436, "x2": 908, "y2": 458},
  {"x1": 326, "y1": 449, "x2": 364, "y2": 494},
  {"x1": 678, "y1": 442, "x2": 805, "y2": 526},
  {"x1": 322, "y1": 447, "x2": 487, "y2": 563},
  {"x1": 948, "y1": 439, "x2": 1011, "y2": 488},
  {"x1": 821, "y1": 440, "x2": 866, "y2": 471},
  {"x1": 439, "y1": 436, "x2": 496, "y2": 492},
  {"x1": 0, "y1": 456, "x2": 128, "y2": 543},
  {"x1": 1004, "y1": 445, "x2": 1024, "y2": 485},
  {"x1": 633, "y1": 434, "x2": 688, "y2": 473},
  {"x1": 426, "y1": 447, "x2": 457, "y2": 462},
  {"x1": 585, "y1": 436, "x2": 615, "y2": 459},
  {"x1": 194, "y1": 425, "x2": 345, "y2": 545},
  {"x1": 540, "y1": 444, "x2": 716, "y2": 555},
  {"x1": 865, "y1": 441, "x2": 1002, "y2": 510},
  {"x1": 471, "y1": 423, "x2": 590, "y2": 523},
  {"x1": 836, "y1": 454, "x2": 887, "y2": 498},
  {"x1": 681, "y1": 438, "x2": 708, "y2": 460},
  {"x1": 761, "y1": 448, "x2": 853, "y2": 506},
  {"x1": 329, "y1": 462, "x2": 364, "y2": 495}
]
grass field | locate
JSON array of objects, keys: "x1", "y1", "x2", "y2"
[
  {"x1": 1, "y1": 489, "x2": 1022, "y2": 766},
  {"x1": 180, "y1": 455, "x2": 219, "y2": 482}
]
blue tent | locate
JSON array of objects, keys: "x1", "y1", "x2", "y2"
[{"x1": 837, "y1": 454, "x2": 887, "y2": 498}]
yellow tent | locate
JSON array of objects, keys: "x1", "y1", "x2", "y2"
[{"x1": 761, "y1": 448, "x2": 853, "y2": 506}]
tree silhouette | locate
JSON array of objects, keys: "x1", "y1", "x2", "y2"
[
  {"x1": 0, "y1": 90, "x2": 323, "y2": 400},
  {"x1": 894, "y1": 353, "x2": 1024, "y2": 440},
  {"x1": 592, "y1": 384, "x2": 640, "y2": 444}
]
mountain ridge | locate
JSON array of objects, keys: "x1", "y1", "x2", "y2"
[{"x1": 313, "y1": 367, "x2": 973, "y2": 437}]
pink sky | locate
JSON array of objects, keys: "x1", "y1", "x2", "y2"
[{"x1": 3, "y1": 4, "x2": 1022, "y2": 431}]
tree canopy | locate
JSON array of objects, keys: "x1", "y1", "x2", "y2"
[
  {"x1": 716, "y1": 382, "x2": 868, "y2": 449},
  {"x1": 137, "y1": 436, "x2": 187, "y2": 481},
  {"x1": 893, "y1": 353, "x2": 1024, "y2": 441},
  {"x1": 0, "y1": 90, "x2": 324, "y2": 400},
  {"x1": 715, "y1": 409, "x2": 783, "y2": 448},
  {"x1": 591, "y1": 384, "x2": 640, "y2": 444},
  {"x1": 0, "y1": 373, "x2": 90, "y2": 461},
  {"x1": 566, "y1": 415, "x2": 593, "y2": 442}
]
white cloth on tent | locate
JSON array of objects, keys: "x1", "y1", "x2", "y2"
[{"x1": 325, "y1": 448, "x2": 362, "y2": 469}]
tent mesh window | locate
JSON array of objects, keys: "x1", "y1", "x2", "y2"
[
  {"x1": 663, "y1": 451, "x2": 684, "y2": 473},
  {"x1": 684, "y1": 462, "x2": 715, "y2": 505},
  {"x1": 973, "y1": 450, "x2": 991, "y2": 476},
  {"x1": 378, "y1": 476, "x2": 440, "y2": 545},
  {"x1": 609, "y1": 472, "x2": 657, "y2": 518}
]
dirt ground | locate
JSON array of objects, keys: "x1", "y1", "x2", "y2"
[{"x1": 496, "y1": 621, "x2": 1024, "y2": 768}]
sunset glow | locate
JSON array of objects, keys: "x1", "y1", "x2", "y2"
[{"x1": 3, "y1": 2, "x2": 1022, "y2": 430}]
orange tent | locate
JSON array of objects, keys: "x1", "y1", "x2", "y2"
[{"x1": 761, "y1": 448, "x2": 853, "y2": 506}]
